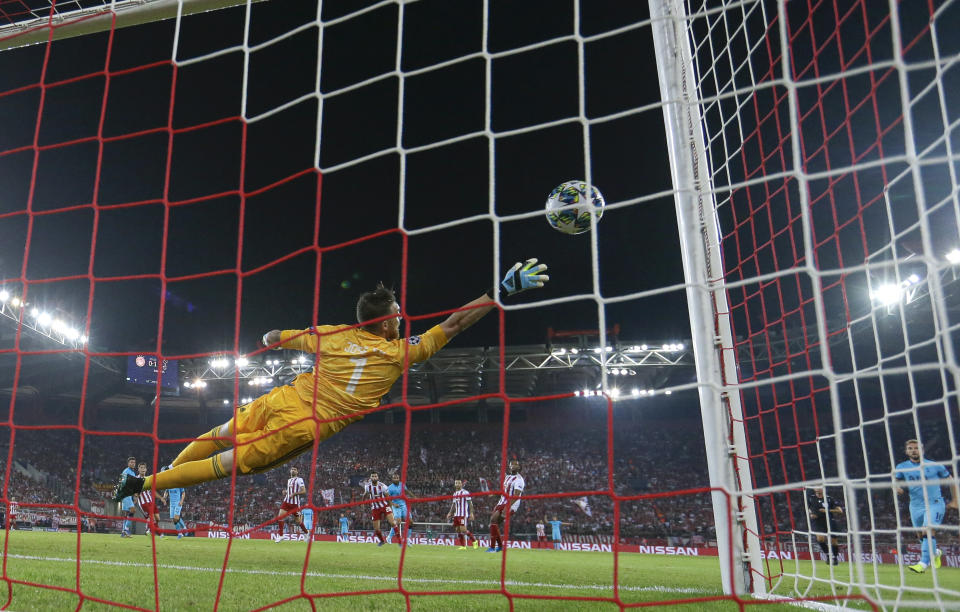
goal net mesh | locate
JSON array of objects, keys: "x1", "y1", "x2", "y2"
[
  {"x1": 682, "y1": 0, "x2": 960, "y2": 607},
  {"x1": 2, "y1": 0, "x2": 958, "y2": 609}
]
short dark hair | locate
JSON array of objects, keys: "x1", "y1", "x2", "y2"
[
  {"x1": 356, "y1": 284, "x2": 396, "y2": 329},
  {"x1": 127, "y1": 457, "x2": 136, "y2": 463}
]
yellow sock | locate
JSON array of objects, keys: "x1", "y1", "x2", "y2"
[
  {"x1": 144, "y1": 455, "x2": 228, "y2": 491},
  {"x1": 171, "y1": 425, "x2": 232, "y2": 467}
]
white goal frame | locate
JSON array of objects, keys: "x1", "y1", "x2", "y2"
[{"x1": 650, "y1": 0, "x2": 766, "y2": 597}]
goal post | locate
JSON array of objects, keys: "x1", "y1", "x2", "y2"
[
  {"x1": 0, "y1": 0, "x2": 264, "y2": 51},
  {"x1": 649, "y1": 0, "x2": 765, "y2": 596}
]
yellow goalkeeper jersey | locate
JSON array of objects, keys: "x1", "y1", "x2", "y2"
[{"x1": 278, "y1": 324, "x2": 448, "y2": 417}]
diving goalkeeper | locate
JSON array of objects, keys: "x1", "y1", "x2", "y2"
[{"x1": 113, "y1": 259, "x2": 549, "y2": 501}]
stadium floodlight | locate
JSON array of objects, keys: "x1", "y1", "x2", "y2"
[
  {"x1": 296, "y1": 355, "x2": 307, "y2": 364},
  {"x1": 9, "y1": 297, "x2": 19, "y2": 307},
  {"x1": 665, "y1": 390, "x2": 672, "y2": 395},
  {"x1": 947, "y1": 249, "x2": 960, "y2": 264},
  {"x1": 210, "y1": 357, "x2": 229, "y2": 369},
  {"x1": 631, "y1": 388, "x2": 640, "y2": 397},
  {"x1": 65, "y1": 328, "x2": 79, "y2": 341},
  {"x1": 641, "y1": 344, "x2": 647, "y2": 350},
  {"x1": 610, "y1": 388, "x2": 620, "y2": 398},
  {"x1": 37, "y1": 312, "x2": 52, "y2": 326},
  {"x1": 0, "y1": 290, "x2": 8, "y2": 302},
  {"x1": 553, "y1": 347, "x2": 566, "y2": 355},
  {"x1": 235, "y1": 357, "x2": 249, "y2": 367},
  {"x1": 592, "y1": 347, "x2": 602, "y2": 354},
  {"x1": 31, "y1": 307, "x2": 39, "y2": 318},
  {"x1": 570, "y1": 347, "x2": 578, "y2": 354},
  {"x1": 79, "y1": 335, "x2": 88, "y2": 344},
  {"x1": 222, "y1": 399, "x2": 230, "y2": 405}
]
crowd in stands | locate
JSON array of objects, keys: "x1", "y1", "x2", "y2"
[{"x1": 0, "y1": 413, "x2": 955, "y2": 548}]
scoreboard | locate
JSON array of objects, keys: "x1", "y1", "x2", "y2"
[{"x1": 126, "y1": 354, "x2": 178, "y2": 391}]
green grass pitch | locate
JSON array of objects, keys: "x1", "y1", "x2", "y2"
[{"x1": 0, "y1": 531, "x2": 957, "y2": 610}]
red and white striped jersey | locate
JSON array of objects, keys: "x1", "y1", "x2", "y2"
[
  {"x1": 452, "y1": 488, "x2": 472, "y2": 518},
  {"x1": 364, "y1": 481, "x2": 391, "y2": 509},
  {"x1": 135, "y1": 488, "x2": 153, "y2": 508},
  {"x1": 284, "y1": 477, "x2": 305, "y2": 505},
  {"x1": 8, "y1": 502, "x2": 17, "y2": 515},
  {"x1": 497, "y1": 473, "x2": 525, "y2": 509},
  {"x1": 536, "y1": 522, "x2": 545, "y2": 537}
]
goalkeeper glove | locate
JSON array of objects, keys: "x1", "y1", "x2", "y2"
[{"x1": 492, "y1": 258, "x2": 549, "y2": 298}]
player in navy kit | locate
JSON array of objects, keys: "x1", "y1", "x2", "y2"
[{"x1": 895, "y1": 439, "x2": 959, "y2": 573}]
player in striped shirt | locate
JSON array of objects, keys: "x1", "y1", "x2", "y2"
[
  {"x1": 535, "y1": 521, "x2": 547, "y2": 548},
  {"x1": 278, "y1": 467, "x2": 308, "y2": 535},
  {"x1": 362, "y1": 472, "x2": 397, "y2": 546},
  {"x1": 135, "y1": 463, "x2": 163, "y2": 537},
  {"x1": 487, "y1": 460, "x2": 524, "y2": 553},
  {"x1": 446, "y1": 479, "x2": 477, "y2": 550}
]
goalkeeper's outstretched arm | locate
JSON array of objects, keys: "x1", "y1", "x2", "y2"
[{"x1": 439, "y1": 258, "x2": 549, "y2": 341}]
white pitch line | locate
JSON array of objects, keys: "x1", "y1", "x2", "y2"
[{"x1": 6, "y1": 553, "x2": 710, "y2": 595}]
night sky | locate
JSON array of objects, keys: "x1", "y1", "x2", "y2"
[{"x1": 0, "y1": 0, "x2": 689, "y2": 360}]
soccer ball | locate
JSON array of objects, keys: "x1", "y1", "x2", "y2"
[{"x1": 544, "y1": 180, "x2": 606, "y2": 235}]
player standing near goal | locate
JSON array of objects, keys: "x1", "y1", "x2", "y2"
[
  {"x1": 805, "y1": 487, "x2": 844, "y2": 565},
  {"x1": 535, "y1": 520, "x2": 547, "y2": 549},
  {"x1": 135, "y1": 463, "x2": 163, "y2": 537},
  {"x1": 113, "y1": 260, "x2": 549, "y2": 502},
  {"x1": 278, "y1": 467, "x2": 308, "y2": 535},
  {"x1": 895, "y1": 439, "x2": 959, "y2": 573},
  {"x1": 547, "y1": 515, "x2": 571, "y2": 550},
  {"x1": 446, "y1": 479, "x2": 477, "y2": 550},
  {"x1": 338, "y1": 513, "x2": 350, "y2": 535},
  {"x1": 362, "y1": 471, "x2": 397, "y2": 546},
  {"x1": 386, "y1": 473, "x2": 412, "y2": 545},
  {"x1": 119, "y1": 456, "x2": 138, "y2": 537},
  {"x1": 487, "y1": 459, "x2": 524, "y2": 553},
  {"x1": 160, "y1": 466, "x2": 187, "y2": 539}
]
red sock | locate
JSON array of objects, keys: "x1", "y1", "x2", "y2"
[
  {"x1": 466, "y1": 531, "x2": 475, "y2": 544},
  {"x1": 490, "y1": 524, "x2": 501, "y2": 547},
  {"x1": 375, "y1": 530, "x2": 384, "y2": 543},
  {"x1": 457, "y1": 534, "x2": 464, "y2": 546}
]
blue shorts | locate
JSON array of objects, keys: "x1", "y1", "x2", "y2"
[
  {"x1": 910, "y1": 499, "x2": 945, "y2": 529},
  {"x1": 392, "y1": 505, "x2": 407, "y2": 521},
  {"x1": 302, "y1": 511, "x2": 314, "y2": 531},
  {"x1": 169, "y1": 503, "x2": 183, "y2": 520},
  {"x1": 121, "y1": 497, "x2": 134, "y2": 512}
]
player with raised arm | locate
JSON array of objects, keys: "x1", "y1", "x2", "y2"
[
  {"x1": 119, "y1": 456, "x2": 137, "y2": 537},
  {"x1": 547, "y1": 515, "x2": 571, "y2": 550},
  {"x1": 160, "y1": 466, "x2": 187, "y2": 539},
  {"x1": 278, "y1": 467, "x2": 308, "y2": 536},
  {"x1": 895, "y1": 439, "x2": 959, "y2": 573},
  {"x1": 446, "y1": 479, "x2": 477, "y2": 550},
  {"x1": 386, "y1": 473, "x2": 411, "y2": 545},
  {"x1": 135, "y1": 463, "x2": 163, "y2": 537},
  {"x1": 805, "y1": 487, "x2": 844, "y2": 565},
  {"x1": 113, "y1": 260, "x2": 549, "y2": 503},
  {"x1": 487, "y1": 459, "x2": 524, "y2": 553},
  {"x1": 362, "y1": 472, "x2": 397, "y2": 546}
]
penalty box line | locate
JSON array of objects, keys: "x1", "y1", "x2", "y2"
[{"x1": 7, "y1": 553, "x2": 709, "y2": 595}]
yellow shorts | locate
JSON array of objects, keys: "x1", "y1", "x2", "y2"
[{"x1": 232, "y1": 385, "x2": 359, "y2": 474}]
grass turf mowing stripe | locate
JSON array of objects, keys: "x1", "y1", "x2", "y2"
[{"x1": 6, "y1": 553, "x2": 710, "y2": 595}]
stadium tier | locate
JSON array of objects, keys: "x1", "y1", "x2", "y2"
[{"x1": 1, "y1": 0, "x2": 959, "y2": 610}]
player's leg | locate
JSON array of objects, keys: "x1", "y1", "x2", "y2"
[
  {"x1": 373, "y1": 518, "x2": 386, "y2": 545},
  {"x1": 487, "y1": 509, "x2": 503, "y2": 552},
  {"x1": 169, "y1": 420, "x2": 235, "y2": 468},
  {"x1": 387, "y1": 508, "x2": 396, "y2": 543},
  {"x1": 908, "y1": 504, "x2": 929, "y2": 572}
]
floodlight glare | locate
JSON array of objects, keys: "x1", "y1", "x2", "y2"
[
  {"x1": 0, "y1": 290, "x2": 8, "y2": 302},
  {"x1": 31, "y1": 307, "x2": 39, "y2": 318},
  {"x1": 79, "y1": 335, "x2": 88, "y2": 344},
  {"x1": 65, "y1": 328, "x2": 79, "y2": 341},
  {"x1": 665, "y1": 389, "x2": 673, "y2": 395},
  {"x1": 37, "y1": 312, "x2": 52, "y2": 326},
  {"x1": 570, "y1": 348, "x2": 578, "y2": 354},
  {"x1": 223, "y1": 399, "x2": 230, "y2": 405},
  {"x1": 870, "y1": 283, "x2": 902, "y2": 305},
  {"x1": 10, "y1": 297, "x2": 19, "y2": 307},
  {"x1": 631, "y1": 388, "x2": 640, "y2": 397},
  {"x1": 235, "y1": 357, "x2": 249, "y2": 367},
  {"x1": 907, "y1": 273, "x2": 920, "y2": 284},
  {"x1": 947, "y1": 249, "x2": 960, "y2": 264},
  {"x1": 610, "y1": 388, "x2": 620, "y2": 397},
  {"x1": 641, "y1": 344, "x2": 647, "y2": 350}
]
